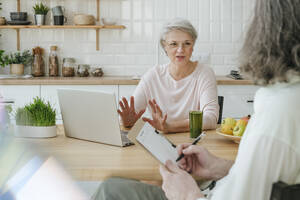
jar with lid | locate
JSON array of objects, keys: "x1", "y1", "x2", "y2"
[
  {"x1": 49, "y1": 46, "x2": 59, "y2": 76},
  {"x1": 32, "y1": 46, "x2": 45, "y2": 77},
  {"x1": 62, "y1": 58, "x2": 75, "y2": 77},
  {"x1": 77, "y1": 64, "x2": 90, "y2": 77}
]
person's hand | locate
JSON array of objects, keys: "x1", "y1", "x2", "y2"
[
  {"x1": 142, "y1": 99, "x2": 168, "y2": 133},
  {"x1": 177, "y1": 144, "x2": 232, "y2": 180},
  {"x1": 160, "y1": 160, "x2": 204, "y2": 200},
  {"x1": 117, "y1": 96, "x2": 145, "y2": 127}
]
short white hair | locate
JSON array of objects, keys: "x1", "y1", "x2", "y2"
[{"x1": 160, "y1": 18, "x2": 198, "y2": 48}]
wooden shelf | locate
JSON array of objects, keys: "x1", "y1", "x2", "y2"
[
  {"x1": 4, "y1": 0, "x2": 125, "y2": 51},
  {"x1": 0, "y1": 25, "x2": 125, "y2": 51},
  {"x1": 0, "y1": 25, "x2": 126, "y2": 29}
]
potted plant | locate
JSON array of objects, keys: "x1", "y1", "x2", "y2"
[
  {"x1": 14, "y1": 97, "x2": 56, "y2": 138},
  {"x1": 33, "y1": 2, "x2": 49, "y2": 25},
  {"x1": 4, "y1": 50, "x2": 33, "y2": 75}
]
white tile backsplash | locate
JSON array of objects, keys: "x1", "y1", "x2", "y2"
[{"x1": 0, "y1": 0, "x2": 254, "y2": 76}]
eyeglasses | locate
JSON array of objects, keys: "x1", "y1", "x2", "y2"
[{"x1": 164, "y1": 41, "x2": 194, "y2": 49}]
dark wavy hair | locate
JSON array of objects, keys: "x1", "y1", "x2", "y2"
[{"x1": 239, "y1": 0, "x2": 300, "y2": 85}]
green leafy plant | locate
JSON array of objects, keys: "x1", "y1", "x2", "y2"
[
  {"x1": 0, "y1": 50, "x2": 8, "y2": 67},
  {"x1": 3, "y1": 50, "x2": 33, "y2": 66},
  {"x1": 33, "y1": 2, "x2": 50, "y2": 15},
  {"x1": 15, "y1": 97, "x2": 56, "y2": 126}
]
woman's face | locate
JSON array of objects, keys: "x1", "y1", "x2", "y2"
[{"x1": 163, "y1": 30, "x2": 194, "y2": 67}]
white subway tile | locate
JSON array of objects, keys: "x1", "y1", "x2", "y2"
[
  {"x1": 187, "y1": 0, "x2": 199, "y2": 20},
  {"x1": 211, "y1": 22, "x2": 221, "y2": 42},
  {"x1": 123, "y1": 65, "x2": 152, "y2": 76},
  {"x1": 195, "y1": 43, "x2": 213, "y2": 52},
  {"x1": 199, "y1": 0, "x2": 210, "y2": 23},
  {"x1": 133, "y1": 0, "x2": 142, "y2": 20},
  {"x1": 221, "y1": 0, "x2": 232, "y2": 21},
  {"x1": 211, "y1": 55, "x2": 224, "y2": 65},
  {"x1": 103, "y1": 44, "x2": 125, "y2": 54},
  {"x1": 165, "y1": 0, "x2": 176, "y2": 19},
  {"x1": 102, "y1": 65, "x2": 126, "y2": 76},
  {"x1": 154, "y1": 0, "x2": 167, "y2": 20},
  {"x1": 211, "y1": 0, "x2": 221, "y2": 21},
  {"x1": 232, "y1": 0, "x2": 243, "y2": 21},
  {"x1": 224, "y1": 55, "x2": 238, "y2": 65},
  {"x1": 232, "y1": 22, "x2": 243, "y2": 42},
  {"x1": 121, "y1": 0, "x2": 131, "y2": 20},
  {"x1": 176, "y1": 0, "x2": 188, "y2": 18},
  {"x1": 87, "y1": 55, "x2": 115, "y2": 65},
  {"x1": 114, "y1": 55, "x2": 136, "y2": 65},
  {"x1": 213, "y1": 44, "x2": 235, "y2": 54},
  {"x1": 134, "y1": 55, "x2": 155, "y2": 65},
  {"x1": 124, "y1": 43, "x2": 155, "y2": 54},
  {"x1": 144, "y1": 0, "x2": 153, "y2": 20},
  {"x1": 144, "y1": 22, "x2": 154, "y2": 41},
  {"x1": 198, "y1": 23, "x2": 210, "y2": 42},
  {"x1": 221, "y1": 22, "x2": 232, "y2": 42},
  {"x1": 63, "y1": 30, "x2": 75, "y2": 42}
]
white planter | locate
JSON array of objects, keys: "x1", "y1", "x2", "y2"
[{"x1": 14, "y1": 125, "x2": 57, "y2": 138}]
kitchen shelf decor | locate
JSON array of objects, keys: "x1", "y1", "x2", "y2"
[{"x1": 1, "y1": 0, "x2": 125, "y2": 51}]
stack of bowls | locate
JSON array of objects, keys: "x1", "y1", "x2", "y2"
[{"x1": 8, "y1": 12, "x2": 31, "y2": 25}]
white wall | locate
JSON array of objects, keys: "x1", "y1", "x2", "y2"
[{"x1": 0, "y1": 0, "x2": 255, "y2": 76}]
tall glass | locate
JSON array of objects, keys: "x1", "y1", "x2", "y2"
[{"x1": 189, "y1": 111, "x2": 203, "y2": 138}]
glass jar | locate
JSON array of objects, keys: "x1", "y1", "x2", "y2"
[
  {"x1": 62, "y1": 57, "x2": 75, "y2": 77},
  {"x1": 77, "y1": 64, "x2": 90, "y2": 77},
  {"x1": 49, "y1": 46, "x2": 59, "y2": 76},
  {"x1": 32, "y1": 47, "x2": 45, "y2": 77}
]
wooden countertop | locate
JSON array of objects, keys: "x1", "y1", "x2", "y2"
[
  {"x1": 0, "y1": 76, "x2": 253, "y2": 85},
  {"x1": 13, "y1": 125, "x2": 239, "y2": 181}
]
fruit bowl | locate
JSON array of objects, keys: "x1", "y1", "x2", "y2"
[{"x1": 216, "y1": 128, "x2": 241, "y2": 143}]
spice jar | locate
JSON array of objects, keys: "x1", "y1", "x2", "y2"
[
  {"x1": 32, "y1": 46, "x2": 45, "y2": 77},
  {"x1": 91, "y1": 68, "x2": 104, "y2": 77},
  {"x1": 62, "y1": 58, "x2": 75, "y2": 77},
  {"x1": 77, "y1": 64, "x2": 90, "y2": 77},
  {"x1": 49, "y1": 46, "x2": 59, "y2": 76}
]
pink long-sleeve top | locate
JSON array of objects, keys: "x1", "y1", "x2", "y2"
[{"x1": 133, "y1": 62, "x2": 219, "y2": 130}]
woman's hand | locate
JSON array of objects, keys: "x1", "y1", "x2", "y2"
[
  {"x1": 177, "y1": 144, "x2": 233, "y2": 180},
  {"x1": 117, "y1": 96, "x2": 145, "y2": 127},
  {"x1": 160, "y1": 160, "x2": 204, "y2": 200},
  {"x1": 142, "y1": 99, "x2": 168, "y2": 133}
]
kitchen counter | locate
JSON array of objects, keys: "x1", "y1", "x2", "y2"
[{"x1": 0, "y1": 76, "x2": 253, "y2": 85}]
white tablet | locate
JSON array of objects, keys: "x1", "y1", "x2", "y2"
[{"x1": 136, "y1": 123, "x2": 179, "y2": 164}]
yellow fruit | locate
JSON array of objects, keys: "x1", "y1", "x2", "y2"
[
  {"x1": 221, "y1": 118, "x2": 236, "y2": 127},
  {"x1": 221, "y1": 124, "x2": 234, "y2": 135},
  {"x1": 235, "y1": 119, "x2": 247, "y2": 127}
]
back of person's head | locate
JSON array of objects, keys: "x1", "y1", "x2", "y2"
[
  {"x1": 160, "y1": 18, "x2": 198, "y2": 48},
  {"x1": 239, "y1": 0, "x2": 300, "y2": 85}
]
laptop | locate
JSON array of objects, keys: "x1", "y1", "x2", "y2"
[{"x1": 57, "y1": 89, "x2": 134, "y2": 147}]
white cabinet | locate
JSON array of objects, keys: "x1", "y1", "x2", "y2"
[
  {"x1": 0, "y1": 85, "x2": 40, "y2": 118},
  {"x1": 218, "y1": 85, "x2": 260, "y2": 119},
  {"x1": 41, "y1": 85, "x2": 118, "y2": 122}
]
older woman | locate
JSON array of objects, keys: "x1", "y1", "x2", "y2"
[
  {"x1": 159, "y1": 0, "x2": 300, "y2": 200},
  {"x1": 118, "y1": 18, "x2": 219, "y2": 133}
]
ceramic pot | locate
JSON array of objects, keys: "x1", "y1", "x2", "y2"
[
  {"x1": 34, "y1": 14, "x2": 46, "y2": 25},
  {"x1": 14, "y1": 125, "x2": 57, "y2": 138},
  {"x1": 10, "y1": 64, "x2": 24, "y2": 75}
]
